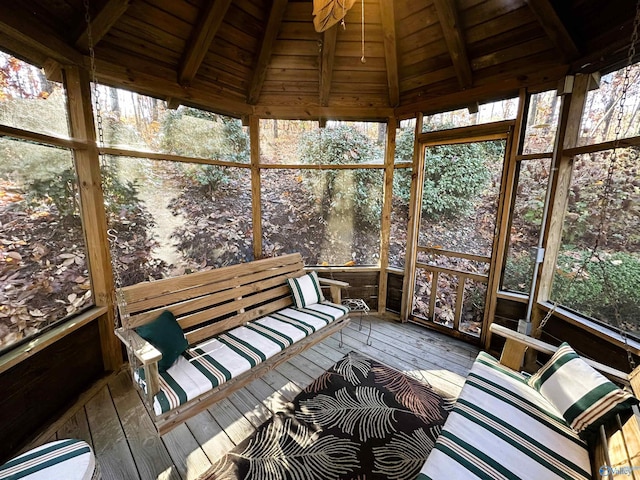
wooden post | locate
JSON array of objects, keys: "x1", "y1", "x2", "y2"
[
  {"x1": 378, "y1": 116, "x2": 397, "y2": 314},
  {"x1": 249, "y1": 115, "x2": 263, "y2": 259},
  {"x1": 400, "y1": 113, "x2": 424, "y2": 321},
  {"x1": 63, "y1": 65, "x2": 122, "y2": 371},
  {"x1": 483, "y1": 88, "x2": 527, "y2": 349},
  {"x1": 535, "y1": 75, "x2": 590, "y2": 309}
]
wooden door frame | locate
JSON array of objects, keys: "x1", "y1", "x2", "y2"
[{"x1": 401, "y1": 119, "x2": 516, "y2": 345}]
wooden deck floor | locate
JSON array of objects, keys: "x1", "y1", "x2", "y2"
[{"x1": 26, "y1": 316, "x2": 479, "y2": 480}]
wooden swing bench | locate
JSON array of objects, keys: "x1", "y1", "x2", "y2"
[{"x1": 114, "y1": 253, "x2": 350, "y2": 435}]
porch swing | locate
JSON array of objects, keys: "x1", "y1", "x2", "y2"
[{"x1": 79, "y1": 9, "x2": 351, "y2": 435}]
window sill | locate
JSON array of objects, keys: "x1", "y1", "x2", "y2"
[
  {"x1": 497, "y1": 290, "x2": 529, "y2": 303},
  {"x1": 0, "y1": 306, "x2": 107, "y2": 375},
  {"x1": 537, "y1": 301, "x2": 640, "y2": 356}
]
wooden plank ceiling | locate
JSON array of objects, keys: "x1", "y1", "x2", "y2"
[{"x1": 0, "y1": 0, "x2": 638, "y2": 120}]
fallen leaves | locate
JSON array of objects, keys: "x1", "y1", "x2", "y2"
[{"x1": 0, "y1": 180, "x2": 97, "y2": 349}]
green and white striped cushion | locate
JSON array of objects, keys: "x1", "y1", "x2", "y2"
[
  {"x1": 287, "y1": 271, "x2": 325, "y2": 308},
  {"x1": 417, "y1": 352, "x2": 591, "y2": 480},
  {"x1": 0, "y1": 439, "x2": 97, "y2": 480},
  {"x1": 527, "y1": 342, "x2": 638, "y2": 433},
  {"x1": 136, "y1": 300, "x2": 347, "y2": 415}
]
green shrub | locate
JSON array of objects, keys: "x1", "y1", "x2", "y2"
[
  {"x1": 392, "y1": 128, "x2": 494, "y2": 220},
  {"x1": 27, "y1": 168, "x2": 78, "y2": 220},
  {"x1": 161, "y1": 107, "x2": 248, "y2": 192},
  {"x1": 553, "y1": 251, "x2": 640, "y2": 329},
  {"x1": 297, "y1": 125, "x2": 383, "y2": 226},
  {"x1": 502, "y1": 251, "x2": 534, "y2": 293}
]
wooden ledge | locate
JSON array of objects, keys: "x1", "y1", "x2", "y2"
[
  {"x1": 0, "y1": 306, "x2": 107, "y2": 375},
  {"x1": 490, "y1": 323, "x2": 629, "y2": 382}
]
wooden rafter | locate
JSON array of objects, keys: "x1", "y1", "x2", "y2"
[
  {"x1": 75, "y1": 0, "x2": 131, "y2": 52},
  {"x1": 248, "y1": 0, "x2": 289, "y2": 105},
  {"x1": 433, "y1": 0, "x2": 473, "y2": 89},
  {"x1": 379, "y1": 0, "x2": 399, "y2": 106},
  {"x1": 0, "y1": 5, "x2": 83, "y2": 66},
  {"x1": 319, "y1": 25, "x2": 338, "y2": 106},
  {"x1": 527, "y1": 0, "x2": 579, "y2": 61},
  {"x1": 179, "y1": 0, "x2": 233, "y2": 86}
]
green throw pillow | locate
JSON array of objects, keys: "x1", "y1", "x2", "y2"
[
  {"x1": 527, "y1": 342, "x2": 638, "y2": 433},
  {"x1": 135, "y1": 310, "x2": 188, "y2": 372}
]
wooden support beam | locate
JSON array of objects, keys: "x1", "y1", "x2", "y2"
[
  {"x1": 179, "y1": 0, "x2": 233, "y2": 86},
  {"x1": 75, "y1": 0, "x2": 131, "y2": 52},
  {"x1": 400, "y1": 113, "x2": 424, "y2": 321},
  {"x1": 63, "y1": 65, "x2": 122, "y2": 372},
  {"x1": 0, "y1": 6, "x2": 83, "y2": 66},
  {"x1": 433, "y1": 0, "x2": 473, "y2": 89},
  {"x1": 395, "y1": 64, "x2": 569, "y2": 119},
  {"x1": 253, "y1": 105, "x2": 394, "y2": 121},
  {"x1": 248, "y1": 0, "x2": 289, "y2": 105},
  {"x1": 379, "y1": 0, "x2": 399, "y2": 107},
  {"x1": 483, "y1": 89, "x2": 526, "y2": 350},
  {"x1": 94, "y1": 57, "x2": 252, "y2": 118},
  {"x1": 249, "y1": 116, "x2": 263, "y2": 259},
  {"x1": 527, "y1": 0, "x2": 580, "y2": 62},
  {"x1": 319, "y1": 25, "x2": 338, "y2": 107},
  {"x1": 166, "y1": 97, "x2": 181, "y2": 110},
  {"x1": 378, "y1": 117, "x2": 397, "y2": 314},
  {"x1": 536, "y1": 74, "x2": 589, "y2": 301},
  {"x1": 43, "y1": 58, "x2": 63, "y2": 83}
]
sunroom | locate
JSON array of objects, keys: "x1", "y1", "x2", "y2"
[{"x1": 0, "y1": 0, "x2": 639, "y2": 479}]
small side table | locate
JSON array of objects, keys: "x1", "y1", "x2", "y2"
[{"x1": 341, "y1": 298, "x2": 372, "y2": 346}]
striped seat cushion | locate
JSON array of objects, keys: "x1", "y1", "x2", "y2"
[
  {"x1": 0, "y1": 439, "x2": 97, "y2": 480},
  {"x1": 417, "y1": 352, "x2": 591, "y2": 480},
  {"x1": 137, "y1": 301, "x2": 348, "y2": 415}
]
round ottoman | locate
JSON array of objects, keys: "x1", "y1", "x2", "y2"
[{"x1": 0, "y1": 439, "x2": 99, "y2": 480}]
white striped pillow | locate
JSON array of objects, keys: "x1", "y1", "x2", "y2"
[
  {"x1": 287, "y1": 272, "x2": 324, "y2": 308},
  {"x1": 527, "y1": 342, "x2": 638, "y2": 433}
]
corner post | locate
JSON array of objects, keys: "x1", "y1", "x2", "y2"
[
  {"x1": 400, "y1": 113, "x2": 424, "y2": 321},
  {"x1": 63, "y1": 65, "x2": 122, "y2": 371},
  {"x1": 378, "y1": 116, "x2": 397, "y2": 314},
  {"x1": 249, "y1": 115, "x2": 263, "y2": 259}
]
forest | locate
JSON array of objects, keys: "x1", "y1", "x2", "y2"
[{"x1": 0, "y1": 51, "x2": 638, "y2": 349}]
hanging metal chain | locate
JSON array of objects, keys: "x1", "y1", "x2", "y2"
[
  {"x1": 83, "y1": 0, "x2": 129, "y2": 331},
  {"x1": 597, "y1": 0, "x2": 640, "y2": 369},
  {"x1": 539, "y1": 0, "x2": 640, "y2": 370},
  {"x1": 360, "y1": 0, "x2": 366, "y2": 63}
]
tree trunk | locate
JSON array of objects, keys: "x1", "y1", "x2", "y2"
[{"x1": 377, "y1": 122, "x2": 386, "y2": 144}]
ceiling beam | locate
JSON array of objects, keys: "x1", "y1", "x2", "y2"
[
  {"x1": 75, "y1": 0, "x2": 131, "y2": 52},
  {"x1": 95, "y1": 57, "x2": 251, "y2": 118},
  {"x1": 379, "y1": 0, "x2": 399, "y2": 107},
  {"x1": 248, "y1": 0, "x2": 289, "y2": 105},
  {"x1": 527, "y1": 0, "x2": 580, "y2": 62},
  {"x1": 179, "y1": 0, "x2": 233, "y2": 86},
  {"x1": 395, "y1": 64, "x2": 569, "y2": 119},
  {"x1": 433, "y1": 0, "x2": 473, "y2": 89},
  {"x1": 319, "y1": 26, "x2": 338, "y2": 107},
  {"x1": 0, "y1": 5, "x2": 83, "y2": 66}
]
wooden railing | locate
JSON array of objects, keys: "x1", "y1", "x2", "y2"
[{"x1": 414, "y1": 246, "x2": 490, "y2": 334}]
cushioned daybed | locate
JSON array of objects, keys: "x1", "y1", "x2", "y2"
[{"x1": 417, "y1": 324, "x2": 639, "y2": 480}]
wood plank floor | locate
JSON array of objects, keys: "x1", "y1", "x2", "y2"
[{"x1": 26, "y1": 316, "x2": 480, "y2": 480}]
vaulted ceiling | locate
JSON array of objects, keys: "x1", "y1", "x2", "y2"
[{"x1": 0, "y1": 0, "x2": 637, "y2": 120}]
